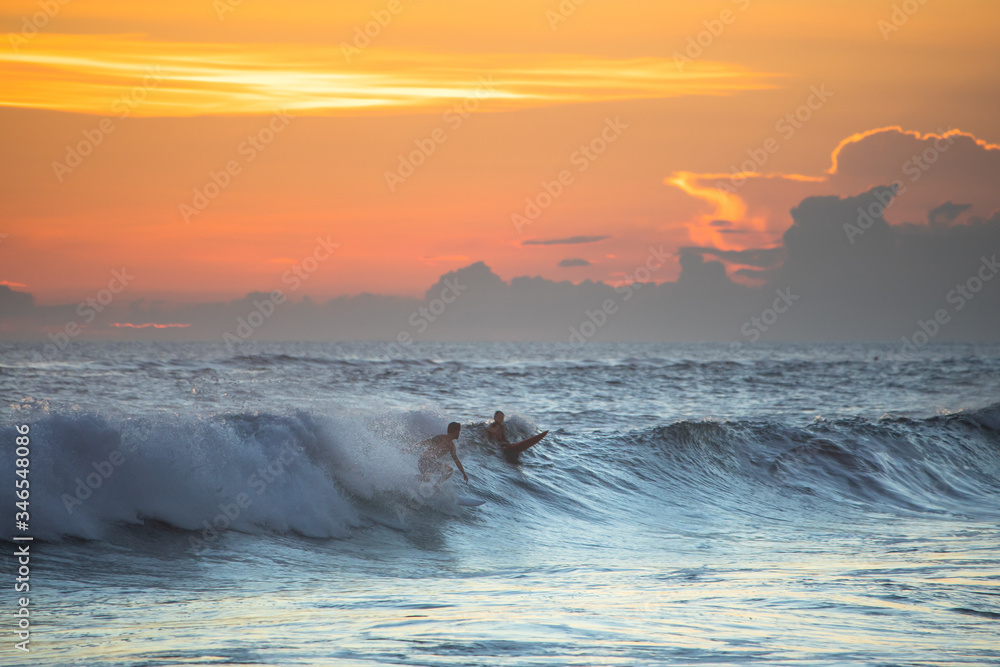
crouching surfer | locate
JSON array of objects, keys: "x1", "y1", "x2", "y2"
[
  {"x1": 415, "y1": 421, "x2": 468, "y2": 484},
  {"x1": 487, "y1": 410, "x2": 549, "y2": 461},
  {"x1": 485, "y1": 410, "x2": 509, "y2": 446}
]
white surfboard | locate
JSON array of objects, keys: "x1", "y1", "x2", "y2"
[{"x1": 456, "y1": 494, "x2": 486, "y2": 507}]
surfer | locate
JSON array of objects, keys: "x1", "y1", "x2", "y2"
[
  {"x1": 415, "y1": 422, "x2": 469, "y2": 483},
  {"x1": 487, "y1": 411, "x2": 549, "y2": 460},
  {"x1": 485, "y1": 410, "x2": 509, "y2": 446}
]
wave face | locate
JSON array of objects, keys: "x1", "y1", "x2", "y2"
[
  {"x1": 616, "y1": 405, "x2": 1000, "y2": 520},
  {"x1": 4, "y1": 402, "x2": 998, "y2": 542},
  {"x1": 1, "y1": 409, "x2": 444, "y2": 541}
]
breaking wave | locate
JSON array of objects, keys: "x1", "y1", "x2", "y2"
[{"x1": 3, "y1": 402, "x2": 999, "y2": 542}]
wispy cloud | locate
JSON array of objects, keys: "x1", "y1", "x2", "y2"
[
  {"x1": 523, "y1": 235, "x2": 611, "y2": 246},
  {"x1": 110, "y1": 322, "x2": 192, "y2": 329},
  {"x1": 419, "y1": 255, "x2": 471, "y2": 265},
  {"x1": 0, "y1": 35, "x2": 776, "y2": 117},
  {"x1": 683, "y1": 246, "x2": 786, "y2": 268}
]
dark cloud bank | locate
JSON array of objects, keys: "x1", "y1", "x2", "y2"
[{"x1": 3, "y1": 187, "x2": 999, "y2": 348}]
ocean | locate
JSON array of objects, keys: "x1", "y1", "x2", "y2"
[{"x1": 2, "y1": 341, "x2": 999, "y2": 666}]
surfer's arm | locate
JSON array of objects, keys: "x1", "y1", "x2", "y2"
[{"x1": 450, "y1": 448, "x2": 469, "y2": 482}]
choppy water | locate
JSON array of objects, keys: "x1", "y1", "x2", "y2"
[{"x1": 2, "y1": 341, "x2": 999, "y2": 666}]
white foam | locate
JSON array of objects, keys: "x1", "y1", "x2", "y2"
[{"x1": 2, "y1": 407, "x2": 462, "y2": 541}]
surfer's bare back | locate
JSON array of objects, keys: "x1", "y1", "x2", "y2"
[{"x1": 415, "y1": 422, "x2": 468, "y2": 483}]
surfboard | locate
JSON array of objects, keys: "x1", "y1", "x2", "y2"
[
  {"x1": 501, "y1": 430, "x2": 549, "y2": 458},
  {"x1": 456, "y1": 494, "x2": 486, "y2": 507}
]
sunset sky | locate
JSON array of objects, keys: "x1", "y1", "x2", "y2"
[{"x1": 2, "y1": 0, "x2": 999, "y2": 304}]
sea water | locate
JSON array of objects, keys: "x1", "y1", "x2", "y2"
[{"x1": 1, "y1": 341, "x2": 999, "y2": 666}]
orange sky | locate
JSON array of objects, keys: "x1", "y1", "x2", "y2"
[{"x1": 1, "y1": 0, "x2": 999, "y2": 302}]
